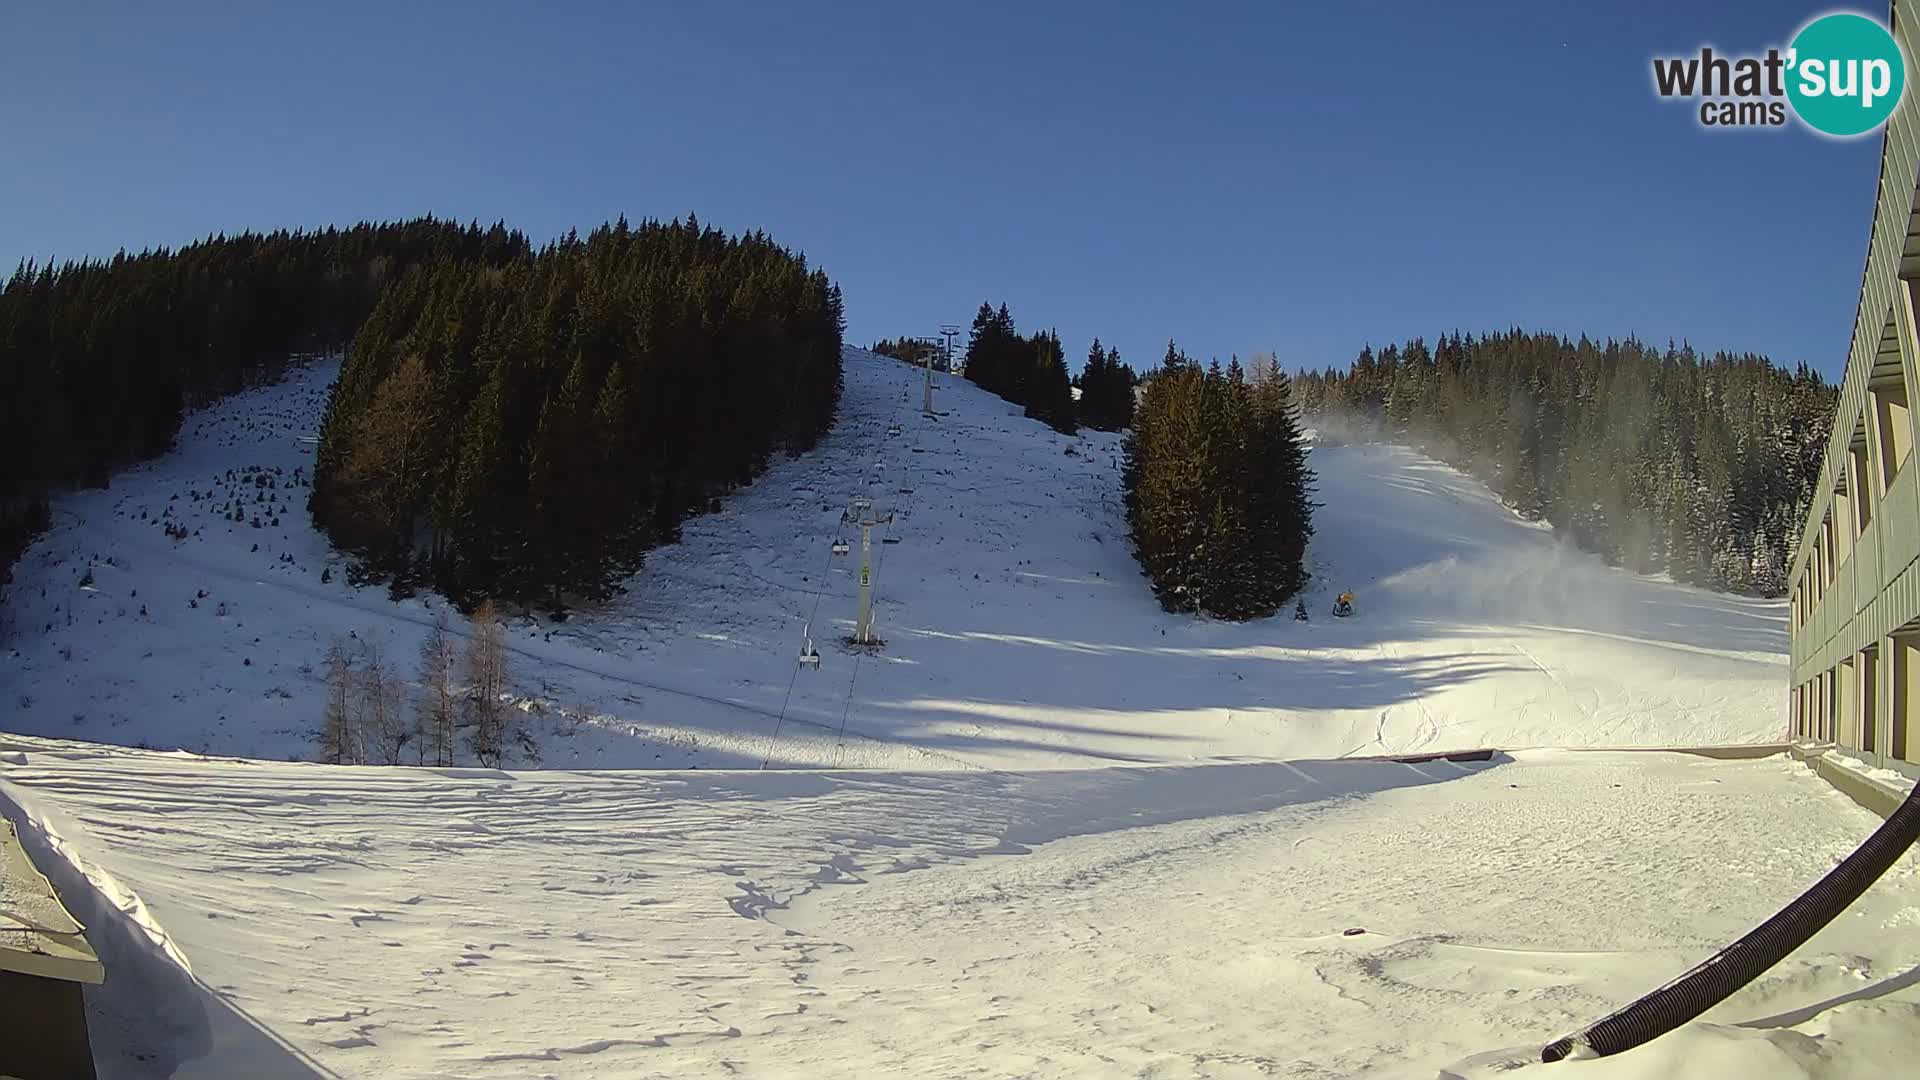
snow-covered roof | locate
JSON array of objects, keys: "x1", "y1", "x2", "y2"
[{"x1": 0, "y1": 818, "x2": 102, "y2": 984}]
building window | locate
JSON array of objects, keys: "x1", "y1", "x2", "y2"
[
  {"x1": 1876, "y1": 380, "x2": 1912, "y2": 489},
  {"x1": 1824, "y1": 513, "x2": 1838, "y2": 582},
  {"x1": 1827, "y1": 668, "x2": 1840, "y2": 741},
  {"x1": 1850, "y1": 441, "x2": 1874, "y2": 531},
  {"x1": 1833, "y1": 486, "x2": 1854, "y2": 564},
  {"x1": 1863, "y1": 645, "x2": 1880, "y2": 754},
  {"x1": 1895, "y1": 633, "x2": 1915, "y2": 762}
]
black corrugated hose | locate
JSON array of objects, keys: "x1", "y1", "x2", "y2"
[{"x1": 1541, "y1": 782, "x2": 1920, "y2": 1063}]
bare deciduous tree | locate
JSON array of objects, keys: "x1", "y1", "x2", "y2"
[
  {"x1": 1245, "y1": 350, "x2": 1283, "y2": 388},
  {"x1": 362, "y1": 636, "x2": 410, "y2": 765},
  {"x1": 418, "y1": 610, "x2": 458, "y2": 767},
  {"x1": 319, "y1": 636, "x2": 360, "y2": 764},
  {"x1": 465, "y1": 599, "x2": 508, "y2": 767}
]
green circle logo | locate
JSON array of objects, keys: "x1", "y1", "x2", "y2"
[{"x1": 1786, "y1": 13, "x2": 1906, "y2": 136}]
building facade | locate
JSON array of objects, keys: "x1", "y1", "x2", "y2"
[{"x1": 1789, "y1": 1, "x2": 1920, "y2": 775}]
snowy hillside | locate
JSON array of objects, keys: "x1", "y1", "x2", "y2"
[
  {"x1": 3, "y1": 347, "x2": 1911, "y2": 1080},
  {"x1": 3, "y1": 347, "x2": 1786, "y2": 769}
]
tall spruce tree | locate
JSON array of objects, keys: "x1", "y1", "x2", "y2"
[
  {"x1": 1023, "y1": 329, "x2": 1076, "y2": 433},
  {"x1": 1124, "y1": 342, "x2": 1314, "y2": 619},
  {"x1": 1078, "y1": 339, "x2": 1137, "y2": 431}
]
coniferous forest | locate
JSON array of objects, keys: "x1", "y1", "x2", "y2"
[
  {"x1": 1124, "y1": 346, "x2": 1316, "y2": 620},
  {"x1": 886, "y1": 313, "x2": 1136, "y2": 431},
  {"x1": 869, "y1": 336, "x2": 945, "y2": 369},
  {"x1": 1075, "y1": 337, "x2": 1138, "y2": 432},
  {"x1": 1292, "y1": 331, "x2": 1835, "y2": 595},
  {"x1": 0, "y1": 218, "x2": 530, "y2": 582},
  {"x1": 961, "y1": 302, "x2": 1078, "y2": 434},
  {"x1": 309, "y1": 216, "x2": 845, "y2": 611}
]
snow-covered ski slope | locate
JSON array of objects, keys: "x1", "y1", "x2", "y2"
[
  {"x1": 2, "y1": 347, "x2": 1911, "y2": 1080},
  {"x1": 3, "y1": 347, "x2": 1786, "y2": 769},
  {"x1": 3, "y1": 739, "x2": 1916, "y2": 1079}
]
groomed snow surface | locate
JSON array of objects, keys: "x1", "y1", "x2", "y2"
[
  {"x1": 4, "y1": 348, "x2": 1915, "y2": 1078},
  {"x1": 5, "y1": 742, "x2": 1917, "y2": 1079}
]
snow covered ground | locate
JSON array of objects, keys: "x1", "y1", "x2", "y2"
[
  {"x1": 2, "y1": 347, "x2": 1787, "y2": 770},
  {"x1": 3, "y1": 738, "x2": 1916, "y2": 1079},
  {"x1": 6, "y1": 344, "x2": 1885, "y2": 1080}
]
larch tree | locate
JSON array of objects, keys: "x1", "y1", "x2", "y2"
[
  {"x1": 362, "y1": 636, "x2": 410, "y2": 766},
  {"x1": 418, "y1": 610, "x2": 458, "y2": 767},
  {"x1": 464, "y1": 598, "x2": 509, "y2": 768},
  {"x1": 319, "y1": 636, "x2": 360, "y2": 765}
]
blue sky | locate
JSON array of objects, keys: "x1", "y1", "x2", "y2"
[{"x1": 1, "y1": 2, "x2": 1885, "y2": 378}]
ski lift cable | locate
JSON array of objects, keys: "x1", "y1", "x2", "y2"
[
  {"x1": 760, "y1": 568, "x2": 833, "y2": 769},
  {"x1": 823, "y1": 359, "x2": 1006, "y2": 796},
  {"x1": 833, "y1": 376, "x2": 931, "y2": 768},
  {"x1": 833, "y1": 407, "x2": 914, "y2": 766},
  {"x1": 761, "y1": 518, "x2": 849, "y2": 766},
  {"x1": 760, "y1": 400, "x2": 899, "y2": 769},
  {"x1": 826, "y1": 367, "x2": 927, "y2": 766},
  {"x1": 766, "y1": 371, "x2": 921, "y2": 769}
]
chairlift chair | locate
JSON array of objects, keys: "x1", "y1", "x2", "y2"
[
  {"x1": 831, "y1": 539, "x2": 850, "y2": 555},
  {"x1": 798, "y1": 622, "x2": 822, "y2": 668}
]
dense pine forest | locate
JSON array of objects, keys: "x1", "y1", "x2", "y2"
[
  {"x1": 961, "y1": 303, "x2": 1079, "y2": 434},
  {"x1": 0, "y1": 219, "x2": 529, "y2": 582},
  {"x1": 309, "y1": 216, "x2": 844, "y2": 611},
  {"x1": 1076, "y1": 337, "x2": 1138, "y2": 432},
  {"x1": 1124, "y1": 347, "x2": 1316, "y2": 619},
  {"x1": 1292, "y1": 331, "x2": 1835, "y2": 595}
]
